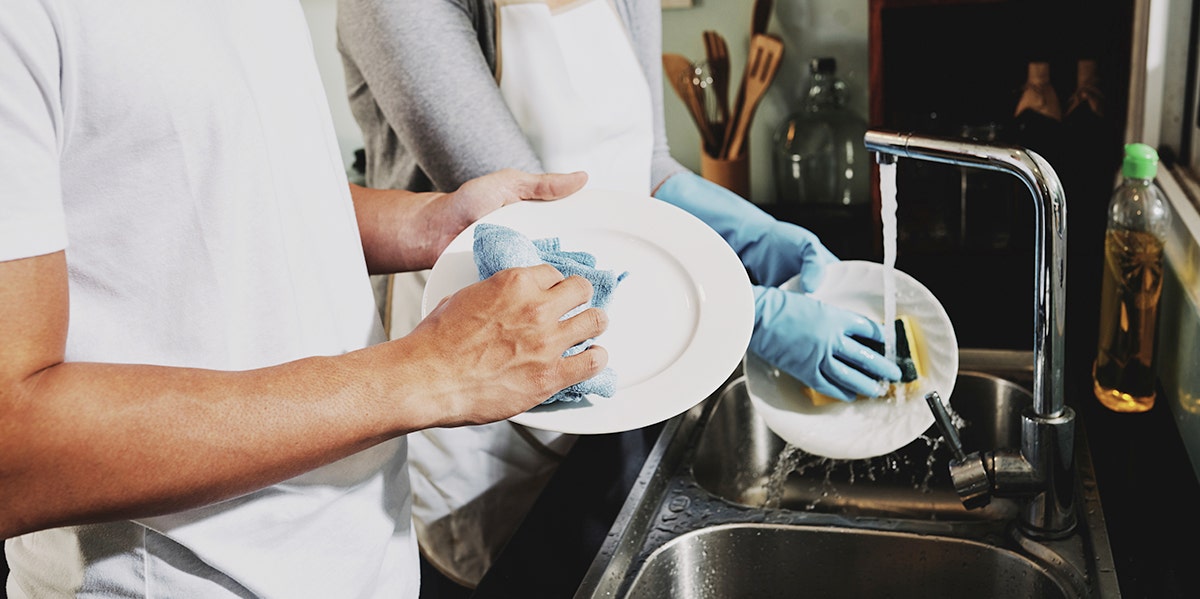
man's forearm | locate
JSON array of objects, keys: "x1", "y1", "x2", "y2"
[
  {"x1": 0, "y1": 251, "x2": 439, "y2": 538},
  {"x1": 351, "y1": 183, "x2": 448, "y2": 274},
  {"x1": 0, "y1": 346, "x2": 425, "y2": 538}
]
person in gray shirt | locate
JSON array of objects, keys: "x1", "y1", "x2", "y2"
[{"x1": 338, "y1": 0, "x2": 901, "y2": 589}]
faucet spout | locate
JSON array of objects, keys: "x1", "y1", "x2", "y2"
[
  {"x1": 865, "y1": 129, "x2": 1067, "y2": 417},
  {"x1": 866, "y1": 129, "x2": 1076, "y2": 539}
]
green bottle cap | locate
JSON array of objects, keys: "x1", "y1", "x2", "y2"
[{"x1": 1122, "y1": 143, "x2": 1159, "y2": 179}]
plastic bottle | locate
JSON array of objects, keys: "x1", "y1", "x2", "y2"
[
  {"x1": 1092, "y1": 143, "x2": 1172, "y2": 413},
  {"x1": 772, "y1": 57, "x2": 869, "y2": 206}
]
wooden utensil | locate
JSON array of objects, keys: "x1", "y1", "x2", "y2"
[
  {"x1": 722, "y1": 34, "x2": 783, "y2": 161},
  {"x1": 663, "y1": 52, "x2": 719, "y2": 154},
  {"x1": 720, "y1": 0, "x2": 774, "y2": 160},
  {"x1": 702, "y1": 30, "x2": 731, "y2": 140},
  {"x1": 751, "y1": 0, "x2": 775, "y2": 36}
]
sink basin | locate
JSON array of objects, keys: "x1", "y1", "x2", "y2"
[
  {"x1": 626, "y1": 523, "x2": 1072, "y2": 599},
  {"x1": 691, "y1": 370, "x2": 1029, "y2": 520},
  {"x1": 574, "y1": 350, "x2": 1120, "y2": 599}
]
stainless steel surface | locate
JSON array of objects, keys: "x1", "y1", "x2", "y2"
[
  {"x1": 625, "y1": 524, "x2": 1071, "y2": 599},
  {"x1": 865, "y1": 129, "x2": 1076, "y2": 538},
  {"x1": 690, "y1": 371, "x2": 1027, "y2": 520},
  {"x1": 924, "y1": 392, "x2": 965, "y2": 459},
  {"x1": 863, "y1": 130, "x2": 1066, "y2": 418},
  {"x1": 575, "y1": 350, "x2": 1120, "y2": 598}
]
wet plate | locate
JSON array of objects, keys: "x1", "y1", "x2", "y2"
[
  {"x1": 422, "y1": 188, "x2": 754, "y2": 435},
  {"x1": 745, "y1": 260, "x2": 959, "y2": 459}
]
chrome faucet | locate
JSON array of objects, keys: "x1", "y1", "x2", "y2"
[{"x1": 864, "y1": 129, "x2": 1076, "y2": 540}]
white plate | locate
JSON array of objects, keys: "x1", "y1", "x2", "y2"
[
  {"x1": 744, "y1": 260, "x2": 959, "y2": 460},
  {"x1": 422, "y1": 188, "x2": 755, "y2": 435}
]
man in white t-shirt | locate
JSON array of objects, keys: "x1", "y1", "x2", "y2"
[{"x1": 0, "y1": 2, "x2": 608, "y2": 597}]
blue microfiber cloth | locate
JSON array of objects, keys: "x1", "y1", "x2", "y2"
[{"x1": 473, "y1": 223, "x2": 628, "y2": 404}]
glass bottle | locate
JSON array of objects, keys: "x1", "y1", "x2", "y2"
[
  {"x1": 1063, "y1": 59, "x2": 1120, "y2": 184},
  {"x1": 772, "y1": 57, "x2": 869, "y2": 206},
  {"x1": 1064, "y1": 60, "x2": 1104, "y2": 135},
  {"x1": 1092, "y1": 143, "x2": 1172, "y2": 413},
  {"x1": 1009, "y1": 61, "x2": 1064, "y2": 170}
]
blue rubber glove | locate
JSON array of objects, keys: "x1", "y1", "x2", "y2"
[
  {"x1": 654, "y1": 171, "x2": 837, "y2": 289},
  {"x1": 751, "y1": 286, "x2": 902, "y2": 402}
]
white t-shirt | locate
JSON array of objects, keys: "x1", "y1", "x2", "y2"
[{"x1": 1, "y1": 1, "x2": 417, "y2": 597}]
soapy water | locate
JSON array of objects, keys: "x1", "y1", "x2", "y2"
[
  {"x1": 760, "y1": 437, "x2": 946, "y2": 511},
  {"x1": 760, "y1": 394, "x2": 969, "y2": 511}
]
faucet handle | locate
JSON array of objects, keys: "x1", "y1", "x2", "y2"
[
  {"x1": 924, "y1": 391, "x2": 965, "y2": 461},
  {"x1": 925, "y1": 392, "x2": 992, "y2": 510}
]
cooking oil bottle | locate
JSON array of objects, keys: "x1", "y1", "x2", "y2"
[{"x1": 1092, "y1": 143, "x2": 1172, "y2": 412}]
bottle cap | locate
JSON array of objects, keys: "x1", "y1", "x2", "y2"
[{"x1": 1122, "y1": 143, "x2": 1159, "y2": 179}]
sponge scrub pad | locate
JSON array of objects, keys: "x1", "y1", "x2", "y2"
[
  {"x1": 802, "y1": 316, "x2": 923, "y2": 406},
  {"x1": 894, "y1": 316, "x2": 922, "y2": 384}
]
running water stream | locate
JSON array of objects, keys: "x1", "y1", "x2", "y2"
[
  {"x1": 760, "y1": 159, "x2": 947, "y2": 510},
  {"x1": 880, "y1": 160, "x2": 898, "y2": 362}
]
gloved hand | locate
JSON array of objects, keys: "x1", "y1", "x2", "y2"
[
  {"x1": 654, "y1": 171, "x2": 837, "y2": 290},
  {"x1": 751, "y1": 286, "x2": 902, "y2": 402}
]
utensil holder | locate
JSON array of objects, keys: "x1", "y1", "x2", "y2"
[{"x1": 700, "y1": 148, "x2": 750, "y2": 199}]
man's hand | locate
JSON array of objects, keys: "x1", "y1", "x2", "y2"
[
  {"x1": 354, "y1": 170, "x2": 587, "y2": 274},
  {"x1": 0, "y1": 254, "x2": 605, "y2": 537},
  {"x1": 435, "y1": 169, "x2": 587, "y2": 242},
  {"x1": 385, "y1": 263, "x2": 609, "y2": 427}
]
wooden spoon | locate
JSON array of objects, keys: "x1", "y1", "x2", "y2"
[{"x1": 723, "y1": 34, "x2": 784, "y2": 161}]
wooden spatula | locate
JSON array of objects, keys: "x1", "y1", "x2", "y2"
[
  {"x1": 718, "y1": 0, "x2": 775, "y2": 160},
  {"x1": 722, "y1": 34, "x2": 783, "y2": 161}
]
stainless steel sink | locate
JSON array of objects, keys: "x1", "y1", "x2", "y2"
[
  {"x1": 574, "y1": 350, "x2": 1120, "y2": 598},
  {"x1": 692, "y1": 369, "x2": 1031, "y2": 521},
  {"x1": 626, "y1": 524, "x2": 1072, "y2": 599}
]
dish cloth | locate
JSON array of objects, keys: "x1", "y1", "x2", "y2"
[{"x1": 473, "y1": 223, "x2": 628, "y2": 404}]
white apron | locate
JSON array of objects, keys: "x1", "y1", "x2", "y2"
[{"x1": 406, "y1": 0, "x2": 654, "y2": 586}]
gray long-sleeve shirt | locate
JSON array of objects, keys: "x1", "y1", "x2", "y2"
[{"x1": 336, "y1": 0, "x2": 687, "y2": 193}]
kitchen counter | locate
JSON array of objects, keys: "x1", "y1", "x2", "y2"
[
  {"x1": 1073, "y1": 375, "x2": 1200, "y2": 598},
  {"x1": 475, "y1": 363, "x2": 1200, "y2": 599}
]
